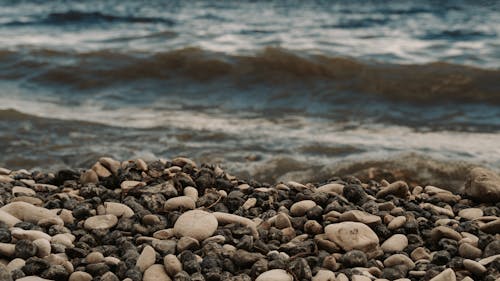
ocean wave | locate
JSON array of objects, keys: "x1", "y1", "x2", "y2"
[
  {"x1": 1, "y1": 47, "x2": 500, "y2": 103},
  {"x1": 261, "y1": 153, "x2": 485, "y2": 192},
  {"x1": 4, "y1": 10, "x2": 175, "y2": 26}
]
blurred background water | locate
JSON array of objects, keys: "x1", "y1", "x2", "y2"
[{"x1": 1, "y1": 0, "x2": 499, "y2": 186}]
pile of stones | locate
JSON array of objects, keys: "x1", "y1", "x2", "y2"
[{"x1": 0, "y1": 157, "x2": 499, "y2": 281}]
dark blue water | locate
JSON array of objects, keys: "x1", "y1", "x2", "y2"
[{"x1": 0, "y1": 0, "x2": 499, "y2": 183}]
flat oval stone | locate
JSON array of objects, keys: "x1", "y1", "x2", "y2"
[
  {"x1": 84, "y1": 214, "x2": 118, "y2": 230},
  {"x1": 143, "y1": 264, "x2": 171, "y2": 281},
  {"x1": 1, "y1": 202, "x2": 63, "y2": 225},
  {"x1": 316, "y1": 183, "x2": 344, "y2": 195},
  {"x1": 458, "y1": 208, "x2": 483, "y2": 220},
  {"x1": 173, "y1": 210, "x2": 218, "y2": 241},
  {"x1": 104, "y1": 202, "x2": 134, "y2": 218},
  {"x1": 256, "y1": 269, "x2": 293, "y2": 281},
  {"x1": 384, "y1": 254, "x2": 415, "y2": 269},
  {"x1": 381, "y1": 234, "x2": 408, "y2": 253},
  {"x1": 163, "y1": 196, "x2": 196, "y2": 211},
  {"x1": 339, "y1": 210, "x2": 381, "y2": 225},
  {"x1": 458, "y1": 243, "x2": 482, "y2": 259},
  {"x1": 463, "y1": 259, "x2": 487, "y2": 275},
  {"x1": 479, "y1": 219, "x2": 500, "y2": 234},
  {"x1": 430, "y1": 226, "x2": 462, "y2": 242},
  {"x1": 388, "y1": 216, "x2": 407, "y2": 230},
  {"x1": 290, "y1": 200, "x2": 317, "y2": 216},
  {"x1": 325, "y1": 222, "x2": 379, "y2": 252}
]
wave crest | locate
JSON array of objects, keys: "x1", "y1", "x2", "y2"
[{"x1": 1, "y1": 47, "x2": 499, "y2": 103}]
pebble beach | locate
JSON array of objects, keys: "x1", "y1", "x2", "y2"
[{"x1": 0, "y1": 157, "x2": 499, "y2": 281}]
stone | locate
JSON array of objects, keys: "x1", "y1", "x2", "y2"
[
  {"x1": 343, "y1": 184, "x2": 368, "y2": 204},
  {"x1": 465, "y1": 167, "x2": 500, "y2": 202},
  {"x1": 218, "y1": 212, "x2": 260, "y2": 238},
  {"x1": 84, "y1": 214, "x2": 118, "y2": 230},
  {"x1": 339, "y1": 210, "x2": 381, "y2": 225},
  {"x1": 41, "y1": 264, "x2": 69, "y2": 280},
  {"x1": 429, "y1": 268, "x2": 456, "y2": 281},
  {"x1": 242, "y1": 198, "x2": 257, "y2": 210},
  {"x1": 174, "y1": 210, "x2": 218, "y2": 241},
  {"x1": 0, "y1": 175, "x2": 13, "y2": 183},
  {"x1": 143, "y1": 264, "x2": 171, "y2": 281},
  {"x1": 479, "y1": 218, "x2": 500, "y2": 234},
  {"x1": 376, "y1": 181, "x2": 409, "y2": 199},
  {"x1": 16, "y1": 277, "x2": 53, "y2": 281},
  {"x1": 164, "y1": 196, "x2": 196, "y2": 211},
  {"x1": 458, "y1": 208, "x2": 483, "y2": 220},
  {"x1": 410, "y1": 247, "x2": 430, "y2": 261},
  {"x1": 11, "y1": 228, "x2": 51, "y2": 241},
  {"x1": 341, "y1": 250, "x2": 367, "y2": 267},
  {"x1": 0, "y1": 242, "x2": 15, "y2": 257},
  {"x1": 51, "y1": 234, "x2": 74, "y2": 248},
  {"x1": 384, "y1": 254, "x2": 415, "y2": 270},
  {"x1": 7, "y1": 258, "x2": 25, "y2": 272},
  {"x1": 33, "y1": 239, "x2": 50, "y2": 257},
  {"x1": 100, "y1": 272, "x2": 119, "y2": 281},
  {"x1": 315, "y1": 183, "x2": 344, "y2": 195},
  {"x1": 463, "y1": 259, "x2": 487, "y2": 275},
  {"x1": 458, "y1": 243, "x2": 482, "y2": 259},
  {"x1": 172, "y1": 157, "x2": 197, "y2": 168},
  {"x1": 484, "y1": 240, "x2": 500, "y2": 257},
  {"x1": 99, "y1": 157, "x2": 121, "y2": 175},
  {"x1": 134, "y1": 159, "x2": 148, "y2": 171},
  {"x1": 91, "y1": 162, "x2": 112, "y2": 178},
  {"x1": 0, "y1": 210, "x2": 21, "y2": 227},
  {"x1": 388, "y1": 216, "x2": 406, "y2": 230},
  {"x1": 312, "y1": 269, "x2": 336, "y2": 281},
  {"x1": 104, "y1": 202, "x2": 134, "y2": 218},
  {"x1": 120, "y1": 180, "x2": 145, "y2": 192},
  {"x1": 80, "y1": 170, "x2": 98, "y2": 184},
  {"x1": 290, "y1": 200, "x2": 317, "y2": 216},
  {"x1": 274, "y1": 213, "x2": 292, "y2": 229},
  {"x1": 86, "y1": 252, "x2": 105, "y2": 264},
  {"x1": 152, "y1": 239, "x2": 176, "y2": 255},
  {"x1": 1, "y1": 202, "x2": 63, "y2": 225},
  {"x1": 183, "y1": 187, "x2": 198, "y2": 202},
  {"x1": 15, "y1": 240, "x2": 38, "y2": 259},
  {"x1": 255, "y1": 269, "x2": 293, "y2": 281},
  {"x1": 0, "y1": 263, "x2": 12, "y2": 281},
  {"x1": 381, "y1": 234, "x2": 408, "y2": 253},
  {"x1": 12, "y1": 186, "x2": 36, "y2": 196},
  {"x1": 164, "y1": 254, "x2": 182, "y2": 277},
  {"x1": 177, "y1": 236, "x2": 199, "y2": 252},
  {"x1": 325, "y1": 222, "x2": 379, "y2": 252},
  {"x1": 304, "y1": 220, "x2": 323, "y2": 235},
  {"x1": 430, "y1": 226, "x2": 462, "y2": 242},
  {"x1": 478, "y1": 254, "x2": 500, "y2": 265},
  {"x1": 351, "y1": 275, "x2": 371, "y2": 281},
  {"x1": 136, "y1": 245, "x2": 156, "y2": 272}
]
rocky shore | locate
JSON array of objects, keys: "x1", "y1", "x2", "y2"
[{"x1": 0, "y1": 157, "x2": 499, "y2": 281}]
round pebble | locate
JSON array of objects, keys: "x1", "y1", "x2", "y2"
[{"x1": 173, "y1": 210, "x2": 218, "y2": 241}]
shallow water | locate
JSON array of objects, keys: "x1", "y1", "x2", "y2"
[{"x1": 0, "y1": 0, "x2": 499, "y2": 185}]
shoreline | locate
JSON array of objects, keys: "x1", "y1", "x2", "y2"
[{"x1": 0, "y1": 157, "x2": 499, "y2": 281}]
